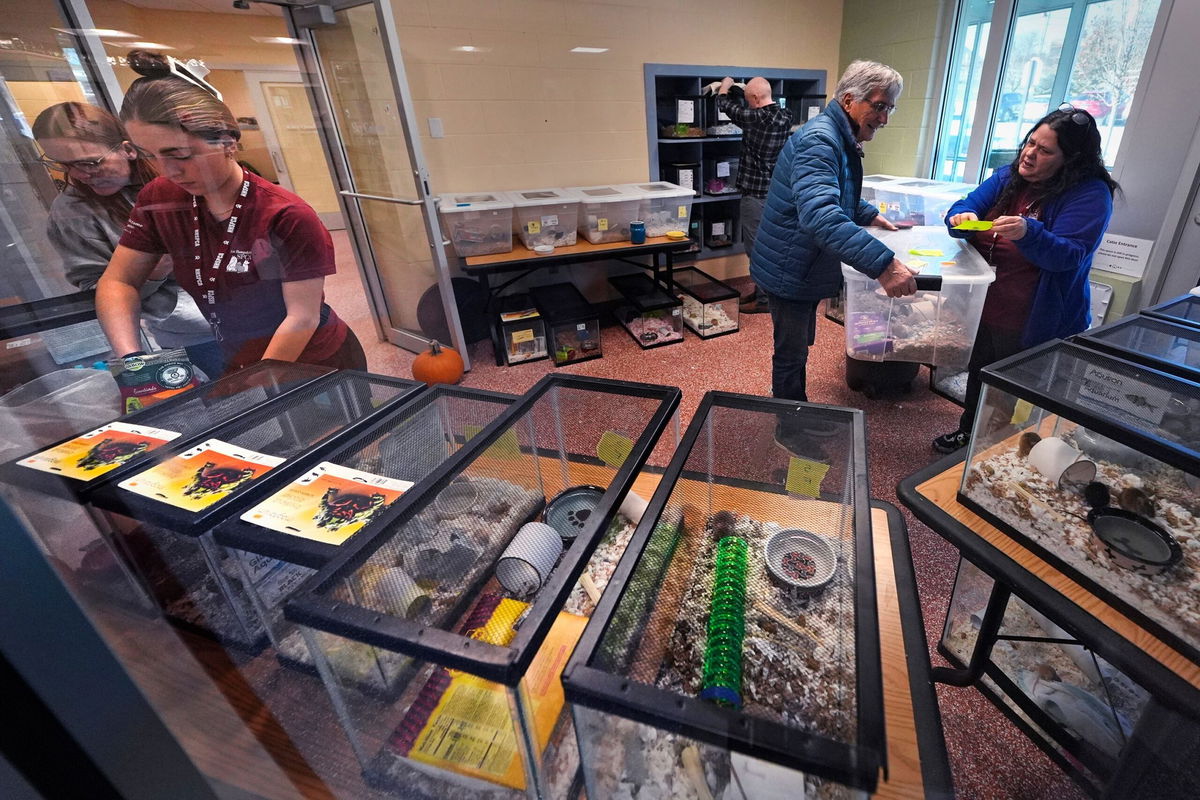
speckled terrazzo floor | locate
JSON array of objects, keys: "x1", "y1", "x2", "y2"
[{"x1": 325, "y1": 240, "x2": 1087, "y2": 800}]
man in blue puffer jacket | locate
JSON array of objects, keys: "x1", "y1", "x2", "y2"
[{"x1": 752, "y1": 60, "x2": 918, "y2": 446}]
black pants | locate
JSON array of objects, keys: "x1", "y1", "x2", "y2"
[
  {"x1": 958, "y1": 322, "x2": 1027, "y2": 433},
  {"x1": 765, "y1": 291, "x2": 820, "y2": 405}
]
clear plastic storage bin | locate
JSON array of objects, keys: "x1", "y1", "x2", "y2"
[
  {"x1": 500, "y1": 188, "x2": 579, "y2": 250},
  {"x1": 873, "y1": 179, "x2": 974, "y2": 226},
  {"x1": 437, "y1": 192, "x2": 513, "y2": 257},
  {"x1": 673, "y1": 266, "x2": 739, "y2": 338},
  {"x1": 618, "y1": 182, "x2": 695, "y2": 238},
  {"x1": 283, "y1": 374, "x2": 681, "y2": 800},
  {"x1": 861, "y1": 173, "x2": 903, "y2": 205},
  {"x1": 841, "y1": 226, "x2": 994, "y2": 368},
  {"x1": 0, "y1": 369, "x2": 121, "y2": 459},
  {"x1": 573, "y1": 185, "x2": 642, "y2": 244},
  {"x1": 609, "y1": 273, "x2": 683, "y2": 349}
]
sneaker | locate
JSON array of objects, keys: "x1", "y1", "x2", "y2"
[
  {"x1": 774, "y1": 430, "x2": 825, "y2": 461},
  {"x1": 799, "y1": 418, "x2": 840, "y2": 438},
  {"x1": 739, "y1": 299, "x2": 770, "y2": 314},
  {"x1": 933, "y1": 429, "x2": 970, "y2": 454}
]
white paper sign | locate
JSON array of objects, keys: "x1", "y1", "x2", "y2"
[
  {"x1": 676, "y1": 99, "x2": 694, "y2": 124},
  {"x1": 1091, "y1": 234, "x2": 1153, "y2": 279},
  {"x1": 677, "y1": 170, "x2": 693, "y2": 189},
  {"x1": 541, "y1": 214, "x2": 559, "y2": 227},
  {"x1": 712, "y1": 222, "x2": 726, "y2": 236},
  {"x1": 1076, "y1": 365, "x2": 1170, "y2": 426},
  {"x1": 716, "y1": 161, "x2": 730, "y2": 178}
]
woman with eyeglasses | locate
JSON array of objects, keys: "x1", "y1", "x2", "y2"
[
  {"x1": 96, "y1": 50, "x2": 366, "y2": 377},
  {"x1": 32, "y1": 102, "x2": 222, "y2": 378},
  {"x1": 933, "y1": 105, "x2": 1119, "y2": 454}
]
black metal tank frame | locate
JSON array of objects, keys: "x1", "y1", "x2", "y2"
[{"x1": 930, "y1": 581, "x2": 1012, "y2": 687}]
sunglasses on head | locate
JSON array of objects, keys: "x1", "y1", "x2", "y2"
[{"x1": 1057, "y1": 103, "x2": 1091, "y2": 126}]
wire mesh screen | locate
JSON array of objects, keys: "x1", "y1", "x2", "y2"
[
  {"x1": 135, "y1": 361, "x2": 331, "y2": 440},
  {"x1": 1150, "y1": 296, "x2": 1200, "y2": 327},
  {"x1": 1087, "y1": 317, "x2": 1200, "y2": 367},
  {"x1": 217, "y1": 374, "x2": 413, "y2": 460},
  {"x1": 320, "y1": 382, "x2": 671, "y2": 640},
  {"x1": 988, "y1": 343, "x2": 1200, "y2": 447},
  {"x1": 590, "y1": 400, "x2": 862, "y2": 747}
]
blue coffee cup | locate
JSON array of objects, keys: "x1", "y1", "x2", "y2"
[{"x1": 630, "y1": 220, "x2": 646, "y2": 244}]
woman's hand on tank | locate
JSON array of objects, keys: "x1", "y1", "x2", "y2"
[
  {"x1": 947, "y1": 211, "x2": 978, "y2": 227},
  {"x1": 991, "y1": 214, "x2": 1028, "y2": 241}
]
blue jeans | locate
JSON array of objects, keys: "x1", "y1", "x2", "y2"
[{"x1": 766, "y1": 292, "x2": 819, "y2": 407}]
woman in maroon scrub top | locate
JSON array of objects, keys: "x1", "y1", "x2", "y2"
[{"x1": 97, "y1": 50, "x2": 366, "y2": 376}]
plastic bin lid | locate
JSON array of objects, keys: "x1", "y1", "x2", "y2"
[
  {"x1": 437, "y1": 192, "x2": 512, "y2": 213},
  {"x1": 617, "y1": 181, "x2": 694, "y2": 200},
  {"x1": 501, "y1": 188, "x2": 579, "y2": 207},
  {"x1": 572, "y1": 185, "x2": 641, "y2": 204},
  {"x1": 840, "y1": 226, "x2": 995, "y2": 284},
  {"x1": 862, "y1": 173, "x2": 903, "y2": 185}
]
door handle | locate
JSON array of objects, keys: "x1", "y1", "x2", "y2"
[
  {"x1": 270, "y1": 149, "x2": 286, "y2": 173},
  {"x1": 339, "y1": 190, "x2": 423, "y2": 206}
]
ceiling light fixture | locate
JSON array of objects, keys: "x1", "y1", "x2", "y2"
[
  {"x1": 120, "y1": 41, "x2": 176, "y2": 50},
  {"x1": 570, "y1": 47, "x2": 609, "y2": 54},
  {"x1": 251, "y1": 36, "x2": 307, "y2": 45},
  {"x1": 452, "y1": 45, "x2": 491, "y2": 53}
]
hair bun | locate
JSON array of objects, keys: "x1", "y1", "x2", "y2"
[{"x1": 127, "y1": 49, "x2": 171, "y2": 79}]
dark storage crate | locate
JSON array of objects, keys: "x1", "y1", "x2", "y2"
[
  {"x1": 664, "y1": 162, "x2": 700, "y2": 197},
  {"x1": 82, "y1": 371, "x2": 423, "y2": 650},
  {"x1": 284, "y1": 374, "x2": 680, "y2": 799},
  {"x1": 957, "y1": 340, "x2": 1200, "y2": 667},
  {"x1": 609, "y1": 273, "x2": 683, "y2": 349},
  {"x1": 213, "y1": 386, "x2": 515, "y2": 684},
  {"x1": 704, "y1": 214, "x2": 734, "y2": 249},
  {"x1": 1142, "y1": 293, "x2": 1200, "y2": 331},
  {"x1": 659, "y1": 95, "x2": 706, "y2": 138},
  {"x1": 703, "y1": 156, "x2": 739, "y2": 196},
  {"x1": 562, "y1": 391, "x2": 884, "y2": 795},
  {"x1": 530, "y1": 282, "x2": 602, "y2": 366},
  {"x1": 495, "y1": 294, "x2": 548, "y2": 366},
  {"x1": 673, "y1": 266, "x2": 739, "y2": 338},
  {"x1": 1075, "y1": 314, "x2": 1200, "y2": 383}
]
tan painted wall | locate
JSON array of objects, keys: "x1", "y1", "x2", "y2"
[{"x1": 838, "y1": 0, "x2": 946, "y2": 179}]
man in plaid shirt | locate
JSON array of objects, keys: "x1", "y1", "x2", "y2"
[{"x1": 712, "y1": 76, "x2": 793, "y2": 313}]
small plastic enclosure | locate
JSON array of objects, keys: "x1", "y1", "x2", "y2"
[
  {"x1": 617, "y1": 182, "x2": 695, "y2": 237},
  {"x1": 609, "y1": 273, "x2": 683, "y2": 349},
  {"x1": 572, "y1": 185, "x2": 643, "y2": 244},
  {"x1": 437, "y1": 192, "x2": 514, "y2": 257},
  {"x1": 562, "y1": 391, "x2": 884, "y2": 795},
  {"x1": 530, "y1": 282, "x2": 602, "y2": 367},
  {"x1": 283, "y1": 374, "x2": 681, "y2": 798},
  {"x1": 673, "y1": 266, "x2": 739, "y2": 338},
  {"x1": 957, "y1": 340, "x2": 1200, "y2": 666},
  {"x1": 841, "y1": 226, "x2": 994, "y2": 368}
]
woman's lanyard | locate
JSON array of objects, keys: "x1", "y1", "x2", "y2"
[{"x1": 191, "y1": 178, "x2": 251, "y2": 341}]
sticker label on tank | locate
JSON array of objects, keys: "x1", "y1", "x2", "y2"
[
  {"x1": 786, "y1": 457, "x2": 830, "y2": 498},
  {"x1": 541, "y1": 214, "x2": 558, "y2": 227},
  {"x1": 511, "y1": 328, "x2": 534, "y2": 343},
  {"x1": 597, "y1": 218, "x2": 609, "y2": 231},
  {"x1": 527, "y1": 220, "x2": 541, "y2": 234},
  {"x1": 678, "y1": 205, "x2": 688, "y2": 218},
  {"x1": 716, "y1": 162, "x2": 730, "y2": 178}
]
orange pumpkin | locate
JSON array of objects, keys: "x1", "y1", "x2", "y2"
[{"x1": 412, "y1": 340, "x2": 464, "y2": 386}]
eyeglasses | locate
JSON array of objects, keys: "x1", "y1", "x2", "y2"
[
  {"x1": 1057, "y1": 103, "x2": 1090, "y2": 126},
  {"x1": 37, "y1": 141, "x2": 127, "y2": 172},
  {"x1": 867, "y1": 100, "x2": 896, "y2": 115}
]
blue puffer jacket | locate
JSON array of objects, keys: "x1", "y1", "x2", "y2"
[
  {"x1": 946, "y1": 165, "x2": 1114, "y2": 347},
  {"x1": 750, "y1": 102, "x2": 893, "y2": 301}
]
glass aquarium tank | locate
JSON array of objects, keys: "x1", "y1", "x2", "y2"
[
  {"x1": 673, "y1": 266, "x2": 739, "y2": 338},
  {"x1": 957, "y1": 340, "x2": 1200, "y2": 666},
  {"x1": 941, "y1": 557, "x2": 1150, "y2": 792},
  {"x1": 79, "y1": 371, "x2": 422, "y2": 651},
  {"x1": 1141, "y1": 293, "x2": 1200, "y2": 331},
  {"x1": 213, "y1": 386, "x2": 514, "y2": 685},
  {"x1": 530, "y1": 282, "x2": 602, "y2": 367},
  {"x1": 562, "y1": 391, "x2": 884, "y2": 797},
  {"x1": 841, "y1": 226, "x2": 994, "y2": 368},
  {"x1": 494, "y1": 293, "x2": 548, "y2": 366},
  {"x1": 283, "y1": 374, "x2": 680, "y2": 799},
  {"x1": 0, "y1": 360, "x2": 334, "y2": 611},
  {"x1": 609, "y1": 273, "x2": 683, "y2": 349},
  {"x1": 1076, "y1": 313, "x2": 1200, "y2": 383}
]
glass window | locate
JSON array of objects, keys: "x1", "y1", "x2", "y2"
[{"x1": 935, "y1": 0, "x2": 1162, "y2": 182}]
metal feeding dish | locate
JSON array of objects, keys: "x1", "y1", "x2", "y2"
[
  {"x1": 1088, "y1": 507, "x2": 1181, "y2": 575},
  {"x1": 544, "y1": 485, "x2": 605, "y2": 542},
  {"x1": 764, "y1": 529, "x2": 837, "y2": 594}
]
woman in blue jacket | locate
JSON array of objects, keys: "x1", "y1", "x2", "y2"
[{"x1": 933, "y1": 105, "x2": 1119, "y2": 453}]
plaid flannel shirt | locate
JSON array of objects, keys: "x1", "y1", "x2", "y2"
[{"x1": 715, "y1": 94, "x2": 793, "y2": 198}]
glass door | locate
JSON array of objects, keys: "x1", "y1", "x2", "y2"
[{"x1": 286, "y1": 0, "x2": 467, "y2": 364}]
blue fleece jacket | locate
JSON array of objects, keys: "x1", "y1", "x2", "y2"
[
  {"x1": 946, "y1": 165, "x2": 1113, "y2": 347},
  {"x1": 749, "y1": 102, "x2": 893, "y2": 301}
]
